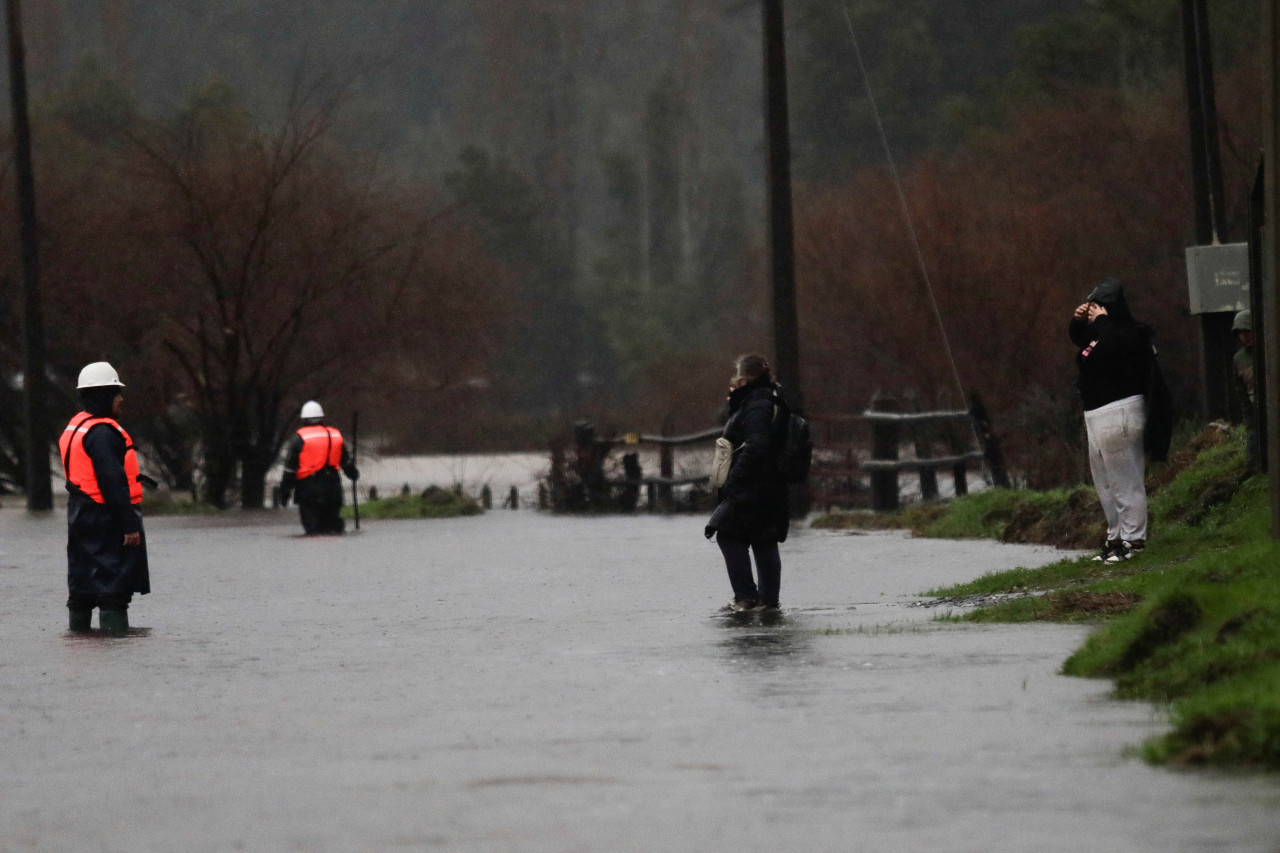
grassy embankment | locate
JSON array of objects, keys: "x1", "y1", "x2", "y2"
[
  {"x1": 813, "y1": 426, "x2": 1280, "y2": 768},
  {"x1": 341, "y1": 485, "x2": 482, "y2": 520}
]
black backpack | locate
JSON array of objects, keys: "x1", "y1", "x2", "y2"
[{"x1": 773, "y1": 402, "x2": 813, "y2": 484}]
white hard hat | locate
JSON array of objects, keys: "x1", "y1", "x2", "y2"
[
  {"x1": 300, "y1": 400, "x2": 324, "y2": 419},
  {"x1": 76, "y1": 361, "x2": 125, "y2": 389},
  {"x1": 1233, "y1": 309, "x2": 1252, "y2": 332}
]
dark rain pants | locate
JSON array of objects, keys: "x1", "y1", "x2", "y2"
[
  {"x1": 296, "y1": 469, "x2": 345, "y2": 535},
  {"x1": 716, "y1": 535, "x2": 781, "y2": 606},
  {"x1": 299, "y1": 501, "x2": 345, "y2": 535},
  {"x1": 67, "y1": 592, "x2": 133, "y2": 613}
]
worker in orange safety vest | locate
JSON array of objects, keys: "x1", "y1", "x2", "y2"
[
  {"x1": 60, "y1": 361, "x2": 151, "y2": 634},
  {"x1": 279, "y1": 400, "x2": 359, "y2": 535}
]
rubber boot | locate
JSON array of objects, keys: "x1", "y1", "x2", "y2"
[
  {"x1": 68, "y1": 609, "x2": 92, "y2": 632},
  {"x1": 99, "y1": 609, "x2": 128, "y2": 636}
]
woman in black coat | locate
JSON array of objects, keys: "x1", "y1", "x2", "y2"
[
  {"x1": 1068, "y1": 278, "x2": 1153, "y2": 563},
  {"x1": 705, "y1": 354, "x2": 790, "y2": 612}
]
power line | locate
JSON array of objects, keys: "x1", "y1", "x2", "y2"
[{"x1": 839, "y1": 1, "x2": 967, "y2": 407}]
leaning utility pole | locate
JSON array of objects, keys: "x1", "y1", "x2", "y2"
[
  {"x1": 5, "y1": 0, "x2": 52, "y2": 511},
  {"x1": 1263, "y1": 0, "x2": 1280, "y2": 538},
  {"x1": 763, "y1": 0, "x2": 802, "y2": 411}
]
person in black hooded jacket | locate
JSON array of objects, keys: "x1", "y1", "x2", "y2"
[
  {"x1": 705, "y1": 354, "x2": 790, "y2": 612},
  {"x1": 1068, "y1": 278, "x2": 1153, "y2": 563}
]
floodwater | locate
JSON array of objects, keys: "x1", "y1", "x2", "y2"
[
  {"x1": 354, "y1": 452, "x2": 550, "y2": 504},
  {"x1": 2, "y1": 508, "x2": 1278, "y2": 852},
  {"x1": 353, "y1": 448, "x2": 721, "y2": 507}
]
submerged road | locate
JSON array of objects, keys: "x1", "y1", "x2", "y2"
[{"x1": 1, "y1": 508, "x2": 1278, "y2": 852}]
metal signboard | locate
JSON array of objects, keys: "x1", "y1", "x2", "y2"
[{"x1": 1186, "y1": 242, "x2": 1250, "y2": 314}]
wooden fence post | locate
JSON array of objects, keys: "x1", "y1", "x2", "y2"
[
  {"x1": 970, "y1": 392, "x2": 1011, "y2": 489},
  {"x1": 870, "y1": 392, "x2": 900, "y2": 511},
  {"x1": 908, "y1": 392, "x2": 939, "y2": 501},
  {"x1": 659, "y1": 415, "x2": 675, "y2": 512},
  {"x1": 620, "y1": 452, "x2": 642, "y2": 512},
  {"x1": 947, "y1": 422, "x2": 969, "y2": 496}
]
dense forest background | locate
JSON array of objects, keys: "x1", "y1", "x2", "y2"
[{"x1": 0, "y1": 0, "x2": 1266, "y2": 503}]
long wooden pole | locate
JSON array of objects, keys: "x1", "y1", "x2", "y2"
[
  {"x1": 763, "y1": 0, "x2": 811, "y2": 516},
  {"x1": 1248, "y1": 162, "x2": 1268, "y2": 474},
  {"x1": 5, "y1": 0, "x2": 52, "y2": 511},
  {"x1": 1263, "y1": 0, "x2": 1280, "y2": 537},
  {"x1": 763, "y1": 0, "x2": 801, "y2": 411},
  {"x1": 351, "y1": 411, "x2": 360, "y2": 531},
  {"x1": 1182, "y1": 0, "x2": 1234, "y2": 421}
]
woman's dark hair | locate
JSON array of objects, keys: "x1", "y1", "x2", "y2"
[{"x1": 734, "y1": 354, "x2": 772, "y2": 384}]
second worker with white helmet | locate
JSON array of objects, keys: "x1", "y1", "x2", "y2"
[{"x1": 279, "y1": 401, "x2": 360, "y2": 535}]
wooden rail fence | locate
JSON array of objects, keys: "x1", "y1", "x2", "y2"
[{"x1": 549, "y1": 391, "x2": 1009, "y2": 513}]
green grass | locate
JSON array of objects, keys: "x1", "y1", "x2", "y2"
[
  {"x1": 813, "y1": 485, "x2": 1102, "y2": 547},
  {"x1": 844, "y1": 426, "x2": 1280, "y2": 768},
  {"x1": 1060, "y1": 523, "x2": 1280, "y2": 768},
  {"x1": 342, "y1": 486, "x2": 483, "y2": 520}
]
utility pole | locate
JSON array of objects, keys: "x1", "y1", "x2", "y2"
[
  {"x1": 763, "y1": 0, "x2": 802, "y2": 411},
  {"x1": 1248, "y1": 162, "x2": 1268, "y2": 475},
  {"x1": 5, "y1": 0, "x2": 52, "y2": 511},
  {"x1": 763, "y1": 0, "x2": 809, "y2": 517},
  {"x1": 1181, "y1": 0, "x2": 1234, "y2": 420},
  {"x1": 1263, "y1": 0, "x2": 1280, "y2": 538}
]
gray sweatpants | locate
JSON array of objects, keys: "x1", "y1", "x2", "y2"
[{"x1": 1084, "y1": 394, "x2": 1148, "y2": 543}]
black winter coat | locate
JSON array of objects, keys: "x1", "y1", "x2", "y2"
[
  {"x1": 1069, "y1": 314, "x2": 1151, "y2": 412},
  {"x1": 66, "y1": 423, "x2": 150, "y2": 597},
  {"x1": 707, "y1": 381, "x2": 790, "y2": 543}
]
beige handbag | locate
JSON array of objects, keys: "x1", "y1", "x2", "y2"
[{"x1": 709, "y1": 437, "x2": 739, "y2": 490}]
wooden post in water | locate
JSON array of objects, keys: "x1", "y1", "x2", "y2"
[
  {"x1": 869, "y1": 393, "x2": 900, "y2": 512},
  {"x1": 659, "y1": 416, "x2": 675, "y2": 513},
  {"x1": 351, "y1": 411, "x2": 360, "y2": 530}
]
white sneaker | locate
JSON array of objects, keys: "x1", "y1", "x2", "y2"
[
  {"x1": 1092, "y1": 540, "x2": 1122, "y2": 562},
  {"x1": 1105, "y1": 540, "x2": 1145, "y2": 563}
]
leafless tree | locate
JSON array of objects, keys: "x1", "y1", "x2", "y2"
[{"x1": 120, "y1": 79, "x2": 503, "y2": 507}]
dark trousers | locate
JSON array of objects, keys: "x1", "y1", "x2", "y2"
[
  {"x1": 297, "y1": 470, "x2": 345, "y2": 535},
  {"x1": 716, "y1": 536, "x2": 781, "y2": 606},
  {"x1": 300, "y1": 500, "x2": 345, "y2": 535},
  {"x1": 67, "y1": 593, "x2": 132, "y2": 613}
]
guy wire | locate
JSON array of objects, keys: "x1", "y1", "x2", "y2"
[{"x1": 840, "y1": 1, "x2": 969, "y2": 409}]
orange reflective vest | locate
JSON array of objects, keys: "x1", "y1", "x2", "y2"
[
  {"x1": 60, "y1": 413, "x2": 144, "y2": 505},
  {"x1": 295, "y1": 425, "x2": 344, "y2": 480}
]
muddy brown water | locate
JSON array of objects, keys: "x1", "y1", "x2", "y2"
[{"x1": 2, "y1": 508, "x2": 1278, "y2": 852}]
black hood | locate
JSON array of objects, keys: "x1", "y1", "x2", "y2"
[{"x1": 1086, "y1": 277, "x2": 1133, "y2": 322}]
